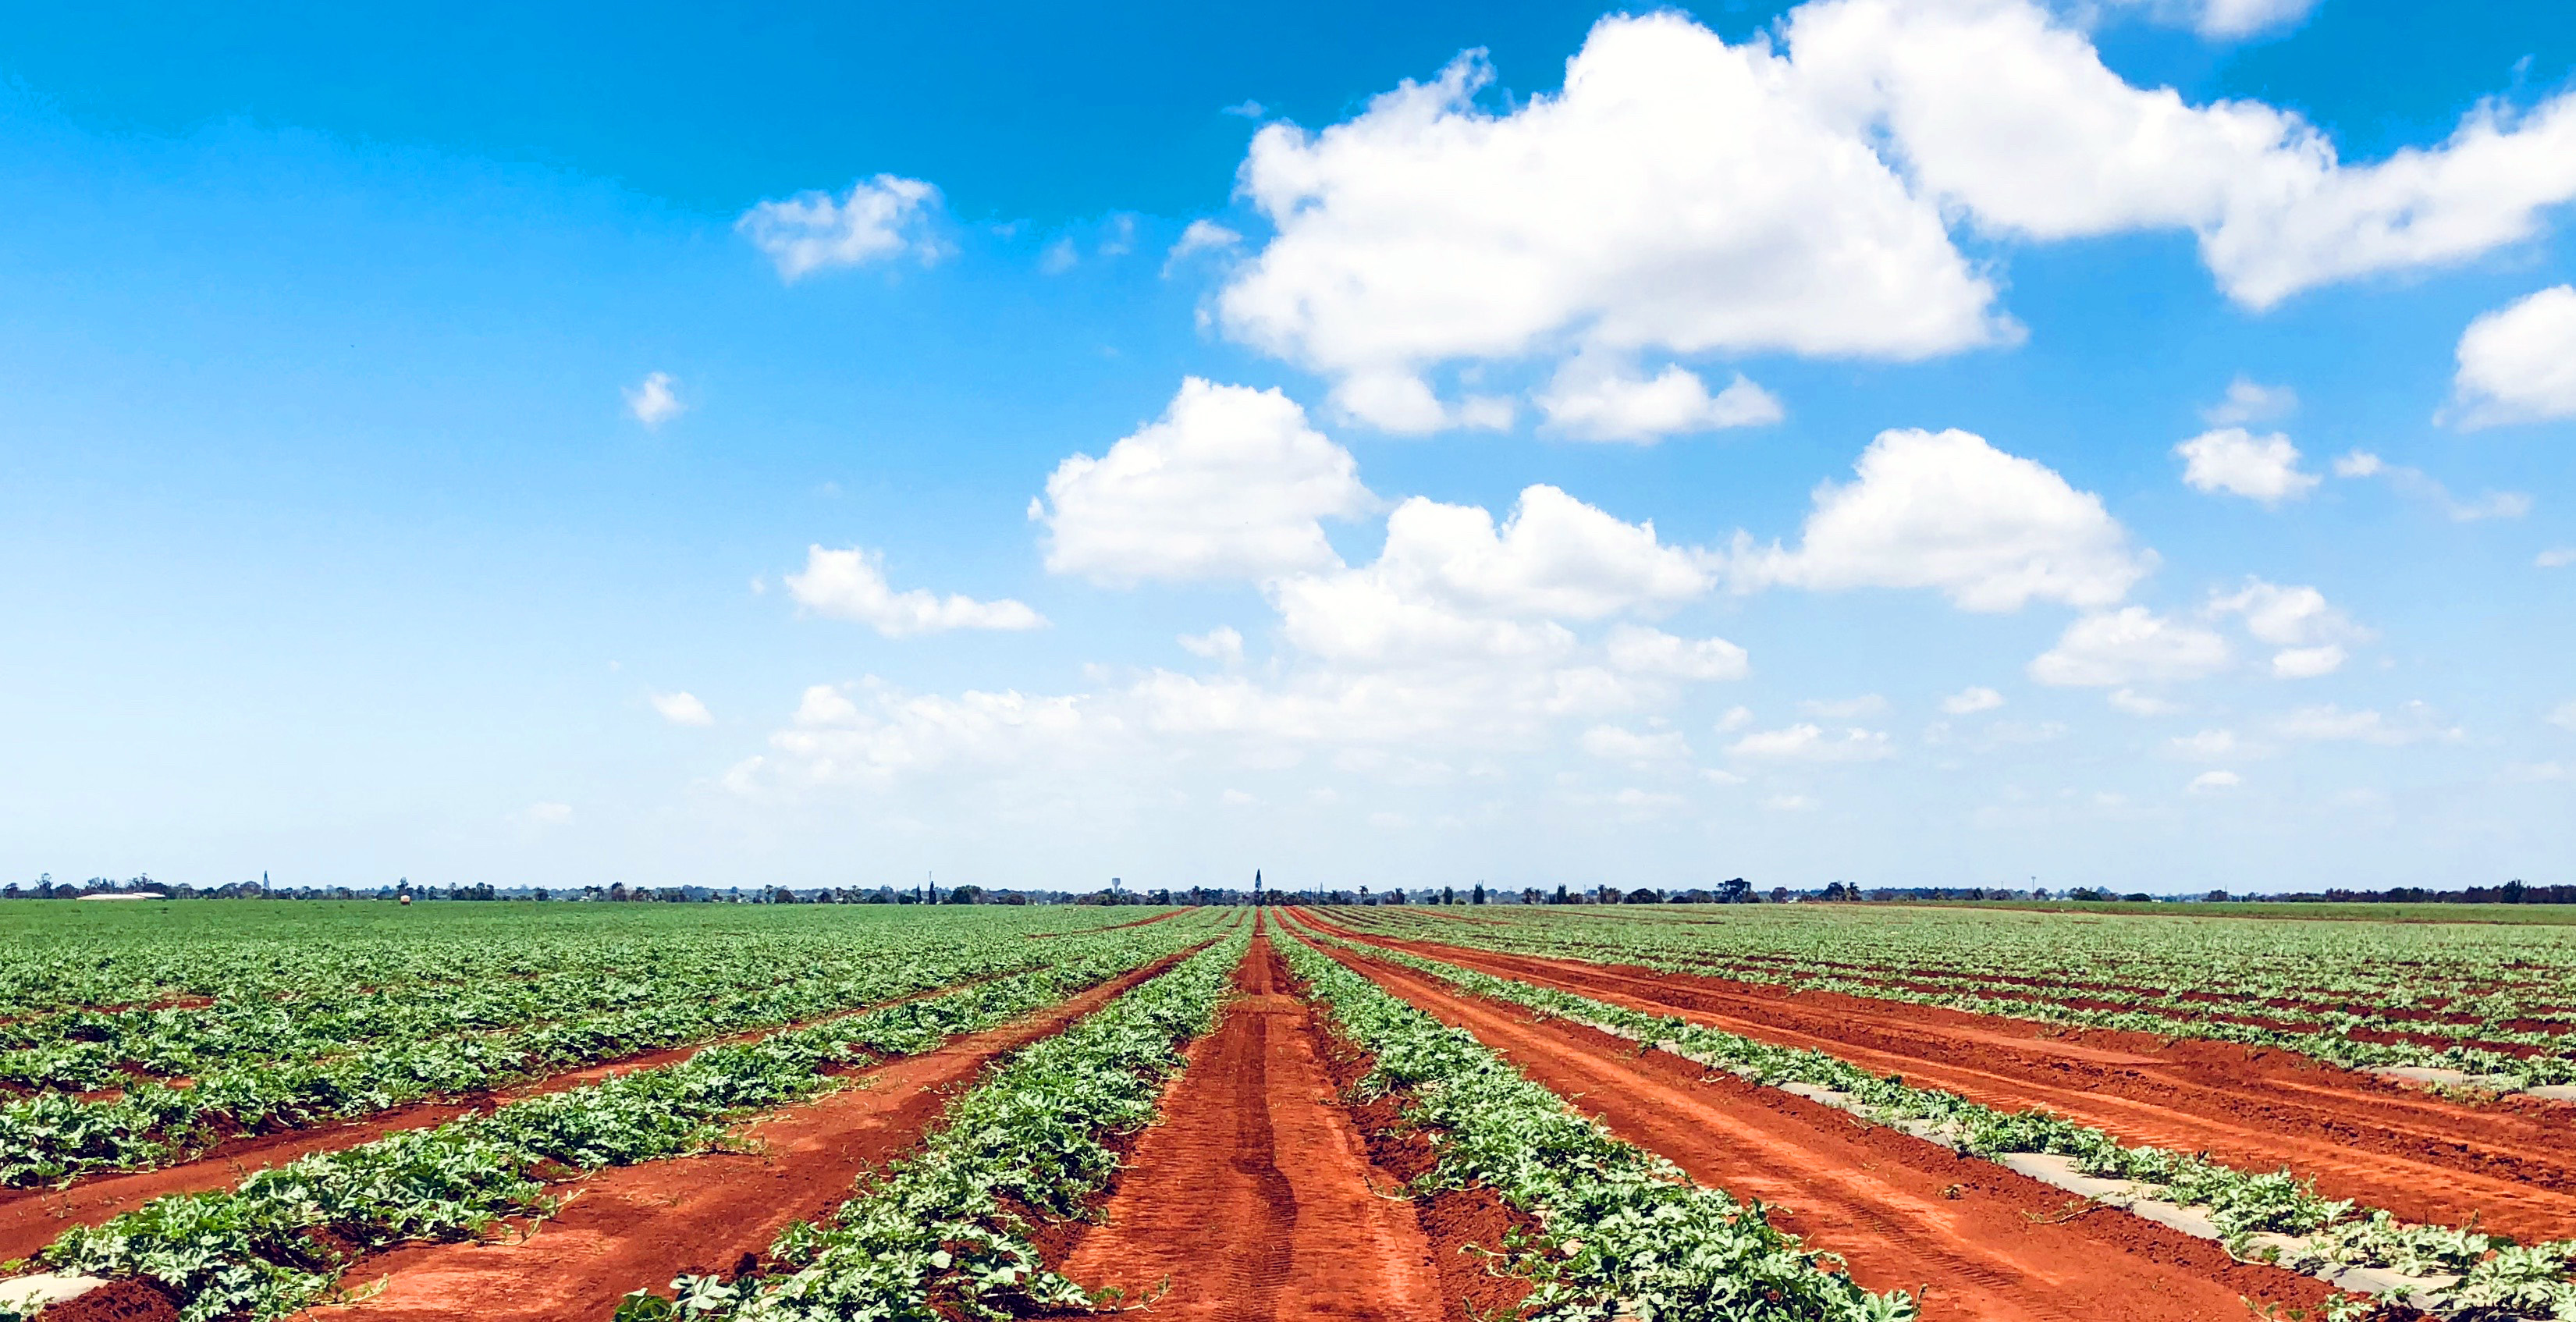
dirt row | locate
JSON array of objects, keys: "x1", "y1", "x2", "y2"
[
  {"x1": 35, "y1": 909, "x2": 2444, "y2": 1321},
  {"x1": 1271, "y1": 907, "x2": 2344, "y2": 1322},
  {"x1": 1296, "y1": 908, "x2": 2576, "y2": 1243}
]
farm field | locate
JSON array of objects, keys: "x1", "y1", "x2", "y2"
[{"x1": 3, "y1": 901, "x2": 2576, "y2": 1320}]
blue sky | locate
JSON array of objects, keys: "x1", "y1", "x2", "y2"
[{"x1": 2, "y1": 0, "x2": 2571, "y2": 894}]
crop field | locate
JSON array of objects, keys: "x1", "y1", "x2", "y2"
[{"x1": 3, "y1": 901, "x2": 2576, "y2": 1321}]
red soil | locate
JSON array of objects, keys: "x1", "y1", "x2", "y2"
[
  {"x1": 1302, "y1": 913, "x2": 2576, "y2": 1242},
  {"x1": 0, "y1": 977, "x2": 1011, "y2": 1263},
  {"x1": 295, "y1": 952, "x2": 1195, "y2": 1322},
  {"x1": 1055, "y1": 926, "x2": 1443, "y2": 1321},
  {"x1": 1288, "y1": 922, "x2": 2343, "y2": 1322}
]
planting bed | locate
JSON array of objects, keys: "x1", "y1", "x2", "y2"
[{"x1": 12, "y1": 897, "x2": 2576, "y2": 1321}]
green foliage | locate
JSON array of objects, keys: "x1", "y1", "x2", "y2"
[
  {"x1": 31, "y1": 919, "x2": 1214, "y2": 1322},
  {"x1": 1277, "y1": 936, "x2": 1913, "y2": 1322},
  {"x1": 1326, "y1": 903, "x2": 2576, "y2": 1086},
  {"x1": 635, "y1": 929, "x2": 1250, "y2": 1321}
]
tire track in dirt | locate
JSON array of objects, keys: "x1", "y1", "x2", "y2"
[
  {"x1": 1285, "y1": 919, "x2": 2339, "y2": 1322},
  {"x1": 1056, "y1": 921, "x2": 1441, "y2": 1322},
  {"x1": 0, "y1": 974, "x2": 1025, "y2": 1263},
  {"x1": 288, "y1": 951, "x2": 1198, "y2": 1322},
  {"x1": 1301, "y1": 913, "x2": 2576, "y2": 1242}
]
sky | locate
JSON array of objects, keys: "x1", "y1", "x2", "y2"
[{"x1": 2, "y1": 0, "x2": 2572, "y2": 895}]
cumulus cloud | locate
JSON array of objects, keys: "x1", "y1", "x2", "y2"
[
  {"x1": 1218, "y1": 12, "x2": 2009, "y2": 429},
  {"x1": 2208, "y1": 578, "x2": 2368, "y2": 677},
  {"x1": 1036, "y1": 379, "x2": 1374, "y2": 585},
  {"x1": 763, "y1": 681, "x2": 1096, "y2": 789},
  {"x1": 1580, "y1": 723, "x2": 1692, "y2": 763},
  {"x1": 1735, "y1": 428, "x2": 2150, "y2": 612},
  {"x1": 1942, "y1": 685, "x2": 2006, "y2": 715},
  {"x1": 1357, "y1": 485, "x2": 1712, "y2": 621},
  {"x1": 1728, "y1": 723, "x2": 1895, "y2": 762},
  {"x1": 784, "y1": 546, "x2": 1046, "y2": 638},
  {"x1": 625, "y1": 372, "x2": 684, "y2": 428},
  {"x1": 1213, "y1": 2, "x2": 2576, "y2": 427},
  {"x1": 2030, "y1": 607, "x2": 2230, "y2": 687},
  {"x1": 650, "y1": 691, "x2": 714, "y2": 727},
  {"x1": 2175, "y1": 428, "x2": 2318, "y2": 505},
  {"x1": 1789, "y1": 0, "x2": 2576, "y2": 309},
  {"x1": 2167, "y1": 728, "x2": 2249, "y2": 761},
  {"x1": 2187, "y1": 769, "x2": 2240, "y2": 794},
  {"x1": 738, "y1": 175, "x2": 947, "y2": 280},
  {"x1": 2449, "y1": 286, "x2": 2576, "y2": 428},
  {"x1": 2537, "y1": 549, "x2": 2576, "y2": 569},
  {"x1": 1535, "y1": 352, "x2": 1784, "y2": 442},
  {"x1": 524, "y1": 801, "x2": 574, "y2": 825},
  {"x1": 2550, "y1": 701, "x2": 2576, "y2": 732},
  {"x1": 1178, "y1": 626, "x2": 1245, "y2": 664},
  {"x1": 1604, "y1": 624, "x2": 1750, "y2": 681},
  {"x1": 2201, "y1": 376, "x2": 2298, "y2": 425},
  {"x1": 2096, "y1": 0, "x2": 2318, "y2": 40},
  {"x1": 1164, "y1": 219, "x2": 1243, "y2": 275}
]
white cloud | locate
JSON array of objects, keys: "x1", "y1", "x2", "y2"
[
  {"x1": 2201, "y1": 375, "x2": 2297, "y2": 425},
  {"x1": 1790, "y1": 0, "x2": 2576, "y2": 310},
  {"x1": 2174, "y1": 428, "x2": 2318, "y2": 505},
  {"x1": 2507, "y1": 762, "x2": 2570, "y2": 784},
  {"x1": 1802, "y1": 695, "x2": 1889, "y2": 719},
  {"x1": 650, "y1": 691, "x2": 714, "y2": 727},
  {"x1": 2187, "y1": 769, "x2": 2240, "y2": 794},
  {"x1": 1036, "y1": 378, "x2": 1375, "y2": 586},
  {"x1": 1535, "y1": 352, "x2": 1784, "y2": 443},
  {"x1": 624, "y1": 372, "x2": 684, "y2": 428},
  {"x1": 738, "y1": 175, "x2": 946, "y2": 280},
  {"x1": 1942, "y1": 685, "x2": 2006, "y2": 715},
  {"x1": 2449, "y1": 286, "x2": 2576, "y2": 428},
  {"x1": 1164, "y1": 219, "x2": 1243, "y2": 275},
  {"x1": 2208, "y1": 578, "x2": 2368, "y2": 677},
  {"x1": 2098, "y1": 0, "x2": 2317, "y2": 39},
  {"x1": 2030, "y1": 607, "x2": 2230, "y2": 687},
  {"x1": 1220, "y1": 788, "x2": 1258, "y2": 806},
  {"x1": 2269, "y1": 645, "x2": 2347, "y2": 679},
  {"x1": 1581, "y1": 723, "x2": 1692, "y2": 764},
  {"x1": 526, "y1": 801, "x2": 574, "y2": 825},
  {"x1": 1039, "y1": 236, "x2": 1079, "y2": 275},
  {"x1": 1736, "y1": 428, "x2": 2150, "y2": 612},
  {"x1": 2167, "y1": 728, "x2": 2246, "y2": 761},
  {"x1": 2552, "y1": 701, "x2": 2576, "y2": 733},
  {"x1": 1351, "y1": 485, "x2": 1713, "y2": 623},
  {"x1": 1178, "y1": 627, "x2": 1246, "y2": 664},
  {"x1": 1764, "y1": 793, "x2": 1821, "y2": 812},
  {"x1": 2275, "y1": 702, "x2": 2463, "y2": 746},
  {"x1": 2109, "y1": 687, "x2": 2183, "y2": 716},
  {"x1": 2333, "y1": 450, "x2": 2533, "y2": 521},
  {"x1": 2539, "y1": 549, "x2": 2576, "y2": 570},
  {"x1": 1214, "y1": 2, "x2": 2576, "y2": 426},
  {"x1": 784, "y1": 546, "x2": 1046, "y2": 638},
  {"x1": 1219, "y1": 13, "x2": 2009, "y2": 427},
  {"x1": 1715, "y1": 705, "x2": 1754, "y2": 734},
  {"x1": 1729, "y1": 723, "x2": 1894, "y2": 762},
  {"x1": 1604, "y1": 625, "x2": 1750, "y2": 681}
]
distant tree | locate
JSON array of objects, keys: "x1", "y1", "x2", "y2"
[
  {"x1": 2205, "y1": 889, "x2": 2228, "y2": 903},
  {"x1": 1472, "y1": 883, "x2": 1485, "y2": 904},
  {"x1": 1717, "y1": 877, "x2": 1752, "y2": 904},
  {"x1": 1553, "y1": 884, "x2": 1570, "y2": 905},
  {"x1": 1442, "y1": 886, "x2": 1455, "y2": 905},
  {"x1": 2505, "y1": 879, "x2": 2528, "y2": 904},
  {"x1": 1598, "y1": 886, "x2": 1624, "y2": 904},
  {"x1": 945, "y1": 884, "x2": 984, "y2": 904},
  {"x1": 1622, "y1": 887, "x2": 1661, "y2": 904}
]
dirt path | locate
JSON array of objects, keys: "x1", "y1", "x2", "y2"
[
  {"x1": 1056, "y1": 924, "x2": 1441, "y2": 1322},
  {"x1": 0, "y1": 974, "x2": 1025, "y2": 1263},
  {"x1": 1289, "y1": 924, "x2": 2338, "y2": 1322},
  {"x1": 1030, "y1": 908, "x2": 1198, "y2": 938},
  {"x1": 1299, "y1": 912, "x2": 2576, "y2": 1242},
  {"x1": 293, "y1": 953, "x2": 1195, "y2": 1322}
]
